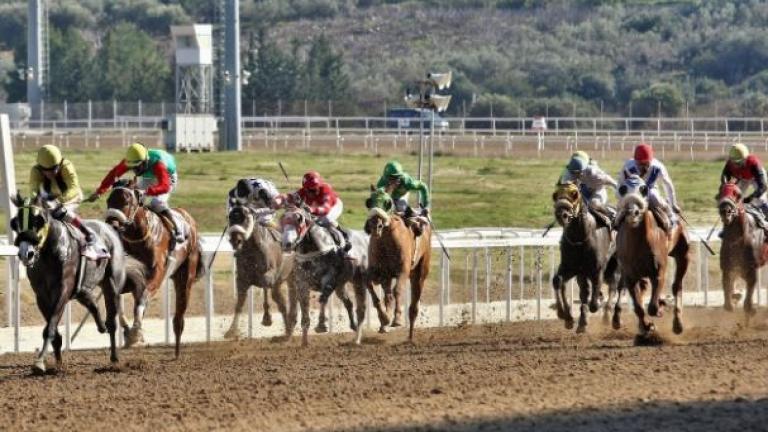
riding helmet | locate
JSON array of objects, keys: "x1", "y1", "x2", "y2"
[
  {"x1": 302, "y1": 171, "x2": 322, "y2": 189},
  {"x1": 729, "y1": 143, "x2": 749, "y2": 164},
  {"x1": 125, "y1": 142, "x2": 149, "y2": 168},
  {"x1": 633, "y1": 143, "x2": 653, "y2": 164},
  {"x1": 37, "y1": 145, "x2": 62, "y2": 169},
  {"x1": 383, "y1": 160, "x2": 404, "y2": 178}
]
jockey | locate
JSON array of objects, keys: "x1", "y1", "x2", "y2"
[
  {"x1": 722, "y1": 143, "x2": 768, "y2": 214},
  {"x1": 88, "y1": 142, "x2": 184, "y2": 243},
  {"x1": 375, "y1": 160, "x2": 430, "y2": 219},
  {"x1": 30, "y1": 145, "x2": 108, "y2": 259},
  {"x1": 558, "y1": 151, "x2": 617, "y2": 227},
  {"x1": 280, "y1": 171, "x2": 351, "y2": 253},
  {"x1": 227, "y1": 178, "x2": 280, "y2": 226},
  {"x1": 618, "y1": 143, "x2": 679, "y2": 231}
]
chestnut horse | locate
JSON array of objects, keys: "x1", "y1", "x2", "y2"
[
  {"x1": 718, "y1": 182, "x2": 768, "y2": 318},
  {"x1": 364, "y1": 187, "x2": 432, "y2": 343},
  {"x1": 615, "y1": 175, "x2": 690, "y2": 341},
  {"x1": 105, "y1": 183, "x2": 204, "y2": 357},
  {"x1": 551, "y1": 183, "x2": 620, "y2": 333}
]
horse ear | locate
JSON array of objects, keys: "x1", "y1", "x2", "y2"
[
  {"x1": 569, "y1": 190, "x2": 579, "y2": 201},
  {"x1": 640, "y1": 185, "x2": 648, "y2": 197},
  {"x1": 34, "y1": 214, "x2": 45, "y2": 228},
  {"x1": 364, "y1": 220, "x2": 372, "y2": 235},
  {"x1": 618, "y1": 185, "x2": 627, "y2": 196},
  {"x1": 10, "y1": 216, "x2": 18, "y2": 233},
  {"x1": 370, "y1": 184, "x2": 375, "y2": 192},
  {"x1": 384, "y1": 200, "x2": 392, "y2": 211},
  {"x1": 11, "y1": 192, "x2": 23, "y2": 208},
  {"x1": 133, "y1": 189, "x2": 143, "y2": 203},
  {"x1": 365, "y1": 198, "x2": 372, "y2": 209},
  {"x1": 551, "y1": 192, "x2": 557, "y2": 202}
]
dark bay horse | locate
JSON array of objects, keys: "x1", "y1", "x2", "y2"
[
  {"x1": 615, "y1": 175, "x2": 690, "y2": 341},
  {"x1": 718, "y1": 182, "x2": 768, "y2": 318},
  {"x1": 364, "y1": 187, "x2": 432, "y2": 343},
  {"x1": 105, "y1": 183, "x2": 204, "y2": 357},
  {"x1": 225, "y1": 203, "x2": 297, "y2": 339},
  {"x1": 281, "y1": 206, "x2": 369, "y2": 346},
  {"x1": 551, "y1": 183, "x2": 620, "y2": 333},
  {"x1": 11, "y1": 194, "x2": 127, "y2": 373}
]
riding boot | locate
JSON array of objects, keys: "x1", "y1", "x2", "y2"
[
  {"x1": 160, "y1": 208, "x2": 185, "y2": 244},
  {"x1": 72, "y1": 218, "x2": 109, "y2": 260},
  {"x1": 338, "y1": 225, "x2": 352, "y2": 252}
]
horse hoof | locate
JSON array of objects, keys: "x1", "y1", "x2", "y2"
[
  {"x1": 378, "y1": 327, "x2": 388, "y2": 334},
  {"x1": 349, "y1": 324, "x2": 358, "y2": 332},
  {"x1": 261, "y1": 316, "x2": 273, "y2": 327},
  {"x1": 589, "y1": 302, "x2": 599, "y2": 314},
  {"x1": 31, "y1": 361, "x2": 46, "y2": 375},
  {"x1": 223, "y1": 328, "x2": 241, "y2": 340},
  {"x1": 612, "y1": 317, "x2": 621, "y2": 331},
  {"x1": 315, "y1": 324, "x2": 329, "y2": 334},
  {"x1": 391, "y1": 319, "x2": 403, "y2": 328},
  {"x1": 673, "y1": 318, "x2": 684, "y2": 335},
  {"x1": 564, "y1": 319, "x2": 575, "y2": 330},
  {"x1": 97, "y1": 324, "x2": 107, "y2": 334},
  {"x1": 576, "y1": 324, "x2": 587, "y2": 334},
  {"x1": 745, "y1": 307, "x2": 757, "y2": 317}
]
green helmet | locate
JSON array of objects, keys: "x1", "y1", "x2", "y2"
[{"x1": 382, "y1": 160, "x2": 404, "y2": 178}]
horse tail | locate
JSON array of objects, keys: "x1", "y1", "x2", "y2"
[
  {"x1": 94, "y1": 220, "x2": 127, "y2": 292},
  {"x1": 603, "y1": 252, "x2": 620, "y2": 286},
  {"x1": 124, "y1": 255, "x2": 149, "y2": 295},
  {"x1": 194, "y1": 240, "x2": 206, "y2": 281}
]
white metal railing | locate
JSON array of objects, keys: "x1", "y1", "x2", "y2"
[{"x1": 1, "y1": 226, "x2": 752, "y2": 355}]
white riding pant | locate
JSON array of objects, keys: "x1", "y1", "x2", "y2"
[
  {"x1": 139, "y1": 173, "x2": 178, "y2": 213},
  {"x1": 394, "y1": 193, "x2": 410, "y2": 213},
  {"x1": 316, "y1": 199, "x2": 343, "y2": 226},
  {"x1": 648, "y1": 188, "x2": 677, "y2": 223}
]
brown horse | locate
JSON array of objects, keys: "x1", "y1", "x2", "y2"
[
  {"x1": 364, "y1": 187, "x2": 432, "y2": 342},
  {"x1": 615, "y1": 175, "x2": 690, "y2": 341},
  {"x1": 718, "y1": 182, "x2": 768, "y2": 318},
  {"x1": 105, "y1": 183, "x2": 204, "y2": 357}
]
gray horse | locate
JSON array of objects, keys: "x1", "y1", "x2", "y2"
[
  {"x1": 280, "y1": 206, "x2": 369, "y2": 346},
  {"x1": 224, "y1": 203, "x2": 297, "y2": 339},
  {"x1": 10, "y1": 194, "x2": 129, "y2": 373}
]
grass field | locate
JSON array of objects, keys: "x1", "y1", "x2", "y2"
[{"x1": 6, "y1": 147, "x2": 727, "y2": 232}]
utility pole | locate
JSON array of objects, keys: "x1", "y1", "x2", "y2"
[
  {"x1": 222, "y1": 0, "x2": 242, "y2": 151},
  {"x1": 27, "y1": 0, "x2": 48, "y2": 121}
]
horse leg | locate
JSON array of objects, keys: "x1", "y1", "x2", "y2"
[
  {"x1": 103, "y1": 276, "x2": 121, "y2": 364},
  {"x1": 52, "y1": 330, "x2": 63, "y2": 369},
  {"x1": 722, "y1": 271, "x2": 736, "y2": 312},
  {"x1": 353, "y1": 281, "x2": 367, "y2": 345},
  {"x1": 671, "y1": 248, "x2": 689, "y2": 335},
  {"x1": 382, "y1": 278, "x2": 395, "y2": 325},
  {"x1": 286, "y1": 279, "x2": 298, "y2": 336},
  {"x1": 588, "y1": 271, "x2": 603, "y2": 314},
  {"x1": 391, "y1": 274, "x2": 409, "y2": 327},
  {"x1": 368, "y1": 279, "x2": 390, "y2": 332},
  {"x1": 171, "y1": 267, "x2": 194, "y2": 359},
  {"x1": 576, "y1": 275, "x2": 590, "y2": 334},
  {"x1": 552, "y1": 266, "x2": 574, "y2": 328},
  {"x1": 299, "y1": 285, "x2": 311, "y2": 346},
  {"x1": 261, "y1": 286, "x2": 273, "y2": 327},
  {"x1": 648, "y1": 263, "x2": 666, "y2": 318},
  {"x1": 408, "y1": 268, "x2": 426, "y2": 342},
  {"x1": 129, "y1": 289, "x2": 149, "y2": 346},
  {"x1": 612, "y1": 282, "x2": 624, "y2": 330},
  {"x1": 34, "y1": 284, "x2": 73, "y2": 374},
  {"x1": 335, "y1": 285, "x2": 357, "y2": 332},
  {"x1": 316, "y1": 301, "x2": 329, "y2": 333},
  {"x1": 627, "y1": 278, "x2": 652, "y2": 337},
  {"x1": 224, "y1": 285, "x2": 248, "y2": 340},
  {"x1": 270, "y1": 283, "x2": 290, "y2": 333},
  {"x1": 744, "y1": 269, "x2": 758, "y2": 324},
  {"x1": 75, "y1": 289, "x2": 106, "y2": 333}
]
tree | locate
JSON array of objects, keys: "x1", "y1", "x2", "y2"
[
  {"x1": 47, "y1": 27, "x2": 96, "y2": 102},
  {"x1": 301, "y1": 36, "x2": 351, "y2": 103},
  {"x1": 630, "y1": 83, "x2": 685, "y2": 117},
  {"x1": 243, "y1": 30, "x2": 300, "y2": 114},
  {"x1": 94, "y1": 22, "x2": 172, "y2": 102}
]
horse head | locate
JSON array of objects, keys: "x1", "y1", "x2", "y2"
[
  {"x1": 617, "y1": 174, "x2": 649, "y2": 228},
  {"x1": 717, "y1": 182, "x2": 743, "y2": 227},
  {"x1": 10, "y1": 193, "x2": 51, "y2": 266},
  {"x1": 552, "y1": 182, "x2": 581, "y2": 227},
  {"x1": 280, "y1": 206, "x2": 312, "y2": 252},
  {"x1": 227, "y1": 203, "x2": 256, "y2": 253},
  {"x1": 364, "y1": 185, "x2": 394, "y2": 237},
  {"x1": 105, "y1": 179, "x2": 143, "y2": 232}
]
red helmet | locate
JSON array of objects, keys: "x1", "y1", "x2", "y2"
[
  {"x1": 634, "y1": 143, "x2": 653, "y2": 164},
  {"x1": 302, "y1": 171, "x2": 322, "y2": 189}
]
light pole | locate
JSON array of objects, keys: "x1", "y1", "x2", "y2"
[{"x1": 404, "y1": 71, "x2": 452, "y2": 190}]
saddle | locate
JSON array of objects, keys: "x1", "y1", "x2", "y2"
[
  {"x1": 650, "y1": 206, "x2": 672, "y2": 233},
  {"x1": 63, "y1": 223, "x2": 110, "y2": 261},
  {"x1": 588, "y1": 205, "x2": 615, "y2": 229}
]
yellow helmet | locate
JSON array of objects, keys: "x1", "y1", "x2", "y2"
[
  {"x1": 37, "y1": 145, "x2": 62, "y2": 169},
  {"x1": 729, "y1": 143, "x2": 749, "y2": 163},
  {"x1": 125, "y1": 143, "x2": 148, "y2": 167},
  {"x1": 572, "y1": 150, "x2": 589, "y2": 162}
]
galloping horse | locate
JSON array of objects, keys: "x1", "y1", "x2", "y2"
[
  {"x1": 551, "y1": 183, "x2": 620, "y2": 332},
  {"x1": 717, "y1": 182, "x2": 768, "y2": 318},
  {"x1": 11, "y1": 194, "x2": 128, "y2": 373},
  {"x1": 364, "y1": 187, "x2": 432, "y2": 342},
  {"x1": 224, "y1": 203, "x2": 297, "y2": 339},
  {"x1": 105, "y1": 181, "x2": 204, "y2": 357},
  {"x1": 280, "y1": 205, "x2": 369, "y2": 346},
  {"x1": 615, "y1": 175, "x2": 690, "y2": 340}
]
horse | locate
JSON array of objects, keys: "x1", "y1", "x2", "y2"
[
  {"x1": 717, "y1": 182, "x2": 768, "y2": 318},
  {"x1": 224, "y1": 203, "x2": 297, "y2": 339},
  {"x1": 10, "y1": 194, "x2": 128, "y2": 373},
  {"x1": 280, "y1": 205, "x2": 369, "y2": 346},
  {"x1": 550, "y1": 182, "x2": 620, "y2": 333},
  {"x1": 615, "y1": 175, "x2": 690, "y2": 341},
  {"x1": 105, "y1": 181, "x2": 204, "y2": 358},
  {"x1": 364, "y1": 187, "x2": 432, "y2": 343}
]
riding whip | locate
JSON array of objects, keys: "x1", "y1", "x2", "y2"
[
  {"x1": 278, "y1": 161, "x2": 290, "y2": 183},
  {"x1": 428, "y1": 218, "x2": 451, "y2": 261},
  {"x1": 706, "y1": 218, "x2": 720, "y2": 241},
  {"x1": 542, "y1": 221, "x2": 556, "y2": 237},
  {"x1": 207, "y1": 223, "x2": 230, "y2": 271},
  {"x1": 677, "y1": 212, "x2": 716, "y2": 256}
]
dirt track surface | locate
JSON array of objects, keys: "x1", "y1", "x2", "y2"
[{"x1": 1, "y1": 308, "x2": 767, "y2": 432}]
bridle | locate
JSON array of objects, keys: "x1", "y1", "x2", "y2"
[{"x1": 106, "y1": 186, "x2": 149, "y2": 243}]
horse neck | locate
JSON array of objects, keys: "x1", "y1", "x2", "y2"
[
  {"x1": 246, "y1": 223, "x2": 278, "y2": 253},
  {"x1": 297, "y1": 224, "x2": 325, "y2": 254},
  {"x1": 564, "y1": 208, "x2": 590, "y2": 238}
]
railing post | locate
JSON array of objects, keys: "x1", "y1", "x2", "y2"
[
  {"x1": 439, "y1": 251, "x2": 445, "y2": 327},
  {"x1": 472, "y1": 249, "x2": 478, "y2": 324},
  {"x1": 506, "y1": 247, "x2": 512, "y2": 321},
  {"x1": 164, "y1": 279, "x2": 171, "y2": 344},
  {"x1": 247, "y1": 287, "x2": 254, "y2": 339},
  {"x1": 64, "y1": 302, "x2": 71, "y2": 351},
  {"x1": 205, "y1": 252, "x2": 214, "y2": 342}
]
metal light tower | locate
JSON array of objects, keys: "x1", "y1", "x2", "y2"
[
  {"x1": 405, "y1": 71, "x2": 452, "y2": 190},
  {"x1": 222, "y1": 0, "x2": 242, "y2": 151},
  {"x1": 26, "y1": 0, "x2": 49, "y2": 120}
]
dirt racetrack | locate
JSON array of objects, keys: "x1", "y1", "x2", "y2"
[{"x1": 1, "y1": 308, "x2": 767, "y2": 432}]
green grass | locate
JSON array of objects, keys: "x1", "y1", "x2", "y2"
[{"x1": 7, "y1": 148, "x2": 725, "y2": 232}]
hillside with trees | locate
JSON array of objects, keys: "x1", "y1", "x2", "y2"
[{"x1": 2, "y1": 0, "x2": 768, "y2": 117}]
